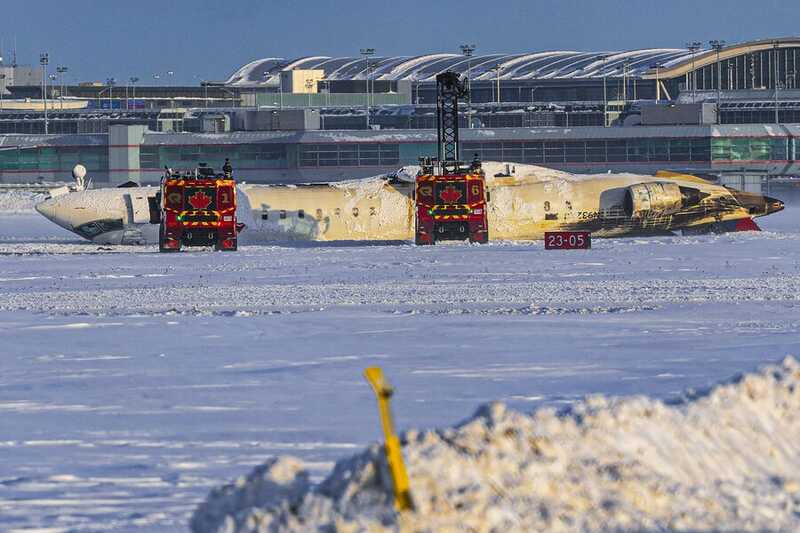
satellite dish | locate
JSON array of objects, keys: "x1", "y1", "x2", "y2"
[
  {"x1": 72, "y1": 164, "x2": 87, "y2": 181},
  {"x1": 72, "y1": 164, "x2": 88, "y2": 191}
]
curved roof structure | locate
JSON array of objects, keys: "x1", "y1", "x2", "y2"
[
  {"x1": 641, "y1": 36, "x2": 800, "y2": 79},
  {"x1": 224, "y1": 48, "x2": 695, "y2": 87}
]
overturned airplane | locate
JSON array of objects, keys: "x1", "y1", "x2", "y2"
[{"x1": 35, "y1": 162, "x2": 784, "y2": 246}]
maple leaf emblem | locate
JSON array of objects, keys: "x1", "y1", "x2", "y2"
[
  {"x1": 188, "y1": 190, "x2": 212, "y2": 210},
  {"x1": 439, "y1": 185, "x2": 462, "y2": 204}
]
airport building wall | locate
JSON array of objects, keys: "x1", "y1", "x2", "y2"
[{"x1": 0, "y1": 125, "x2": 798, "y2": 188}]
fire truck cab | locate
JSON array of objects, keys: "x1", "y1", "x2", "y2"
[
  {"x1": 158, "y1": 163, "x2": 239, "y2": 252},
  {"x1": 414, "y1": 72, "x2": 489, "y2": 245}
]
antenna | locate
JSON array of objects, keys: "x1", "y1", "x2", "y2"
[{"x1": 12, "y1": 35, "x2": 17, "y2": 67}]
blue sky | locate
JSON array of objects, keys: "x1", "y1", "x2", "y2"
[{"x1": 1, "y1": 0, "x2": 798, "y2": 85}]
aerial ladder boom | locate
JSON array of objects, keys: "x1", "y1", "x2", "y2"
[{"x1": 436, "y1": 72, "x2": 469, "y2": 174}]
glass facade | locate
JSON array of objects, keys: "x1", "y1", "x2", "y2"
[
  {"x1": 139, "y1": 144, "x2": 288, "y2": 170},
  {"x1": 711, "y1": 138, "x2": 788, "y2": 161},
  {"x1": 0, "y1": 134, "x2": 795, "y2": 179},
  {"x1": 298, "y1": 143, "x2": 399, "y2": 167},
  {"x1": 462, "y1": 138, "x2": 712, "y2": 164},
  {"x1": 293, "y1": 138, "x2": 791, "y2": 167},
  {"x1": 0, "y1": 146, "x2": 107, "y2": 171}
]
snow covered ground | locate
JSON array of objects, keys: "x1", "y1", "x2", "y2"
[{"x1": 1, "y1": 199, "x2": 800, "y2": 531}]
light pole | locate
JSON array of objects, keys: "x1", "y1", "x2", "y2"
[
  {"x1": 774, "y1": 41, "x2": 780, "y2": 124},
  {"x1": 460, "y1": 44, "x2": 476, "y2": 128},
  {"x1": 0, "y1": 73, "x2": 5, "y2": 111},
  {"x1": 152, "y1": 73, "x2": 160, "y2": 105},
  {"x1": 709, "y1": 40, "x2": 726, "y2": 123},
  {"x1": 166, "y1": 71, "x2": 175, "y2": 109},
  {"x1": 686, "y1": 41, "x2": 702, "y2": 101},
  {"x1": 621, "y1": 60, "x2": 630, "y2": 103},
  {"x1": 106, "y1": 78, "x2": 116, "y2": 109},
  {"x1": 200, "y1": 79, "x2": 208, "y2": 108},
  {"x1": 129, "y1": 77, "x2": 139, "y2": 110},
  {"x1": 360, "y1": 48, "x2": 375, "y2": 129},
  {"x1": 727, "y1": 61, "x2": 734, "y2": 91},
  {"x1": 305, "y1": 78, "x2": 314, "y2": 107},
  {"x1": 40, "y1": 53, "x2": 49, "y2": 134},
  {"x1": 652, "y1": 63, "x2": 664, "y2": 103},
  {"x1": 57, "y1": 66, "x2": 68, "y2": 110},
  {"x1": 527, "y1": 87, "x2": 538, "y2": 127},
  {"x1": 321, "y1": 79, "x2": 330, "y2": 106},
  {"x1": 489, "y1": 65, "x2": 502, "y2": 105},
  {"x1": 262, "y1": 70, "x2": 279, "y2": 109},
  {"x1": 49, "y1": 74, "x2": 57, "y2": 112},
  {"x1": 599, "y1": 56, "x2": 609, "y2": 126}
]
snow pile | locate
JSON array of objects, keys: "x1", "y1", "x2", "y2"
[
  {"x1": 0, "y1": 190, "x2": 47, "y2": 215},
  {"x1": 192, "y1": 357, "x2": 800, "y2": 532}
]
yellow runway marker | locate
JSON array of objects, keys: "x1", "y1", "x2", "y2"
[{"x1": 363, "y1": 367, "x2": 414, "y2": 512}]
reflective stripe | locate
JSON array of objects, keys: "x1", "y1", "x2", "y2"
[{"x1": 433, "y1": 214, "x2": 469, "y2": 220}]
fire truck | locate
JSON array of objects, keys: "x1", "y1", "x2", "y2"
[
  {"x1": 158, "y1": 162, "x2": 240, "y2": 252},
  {"x1": 415, "y1": 72, "x2": 488, "y2": 245}
]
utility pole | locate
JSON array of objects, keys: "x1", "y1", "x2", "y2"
[
  {"x1": 686, "y1": 41, "x2": 702, "y2": 101},
  {"x1": 360, "y1": 48, "x2": 375, "y2": 129},
  {"x1": 709, "y1": 40, "x2": 726, "y2": 124},
  {"x1": 40, "y1": 53, "x2": 49, "y2": 134},
  {"x1": 460, "y1": 44, "x2": 475, "y2": 128}
]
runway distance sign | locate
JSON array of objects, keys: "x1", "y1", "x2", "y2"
[{"x1": 544, "y1": 231, "x2": 591, "y2": 250}]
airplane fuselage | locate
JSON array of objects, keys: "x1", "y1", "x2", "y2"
[{"x1": 34, "y1": 163, "x2": 783, "y2": 245}]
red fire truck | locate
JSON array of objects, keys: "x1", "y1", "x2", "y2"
[
  {"x1": 415, "y1": 167, "x2": 488, "y2": 244},
  {"x1": 414, "y1": 72, "x2": 488, "y2": 245},
  {"x1": 158, "y1": 163, "x2": 240, "y2": 252}
]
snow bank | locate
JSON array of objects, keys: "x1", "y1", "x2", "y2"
[
  {"x1": 0, "y1": 190, "x2": 47, "y2": 215},
  {"x1": 192, "y1": 357, "x2": 800, "y2": 532}
]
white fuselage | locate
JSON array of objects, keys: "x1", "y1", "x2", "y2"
[{"x1": 34, "y1": 162, "x2": 773, "y2": 245}]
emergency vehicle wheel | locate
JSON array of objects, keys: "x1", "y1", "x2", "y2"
[
  {"x1": 414, "y1": 234, "x2": 433, "y2": 245},
  {"x1": 470, "y1": 233, "x2": 488, "y2": 244},
  {"x1": 158, "y1": 239, "x2": 180, "y2": 252},
  {"x1": 158, "y1": 227, "x2": 180, "y2": 253},
  {"x1": 215, "y1": 236, "x2": 238, "y2": 251}
]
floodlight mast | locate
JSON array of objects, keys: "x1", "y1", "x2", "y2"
[
  {"x1": 435, "y1": 71, "x2": 468, "y2": 175},
  {"x1": 460, "y1": 44, "x2": 476, "y2": 128},
  {"x1": 686, "y1": 41, "x2": 702, "y2": 101}
]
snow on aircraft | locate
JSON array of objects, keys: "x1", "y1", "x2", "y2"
[{"x1": 34, "y1": 162, "x2": 784, "y2": 245}]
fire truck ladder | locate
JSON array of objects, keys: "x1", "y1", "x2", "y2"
[{"x1": 435, "y1": 72, "x2": 469, "y2": 175}]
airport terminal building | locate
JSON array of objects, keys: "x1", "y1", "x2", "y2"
[{"x1": 2, "y1": 37, "x2": 800, "y2": 193}]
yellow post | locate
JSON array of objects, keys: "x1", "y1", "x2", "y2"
[{"x1": 363, "y1": 367, "x2": 414, "y2": 512}]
